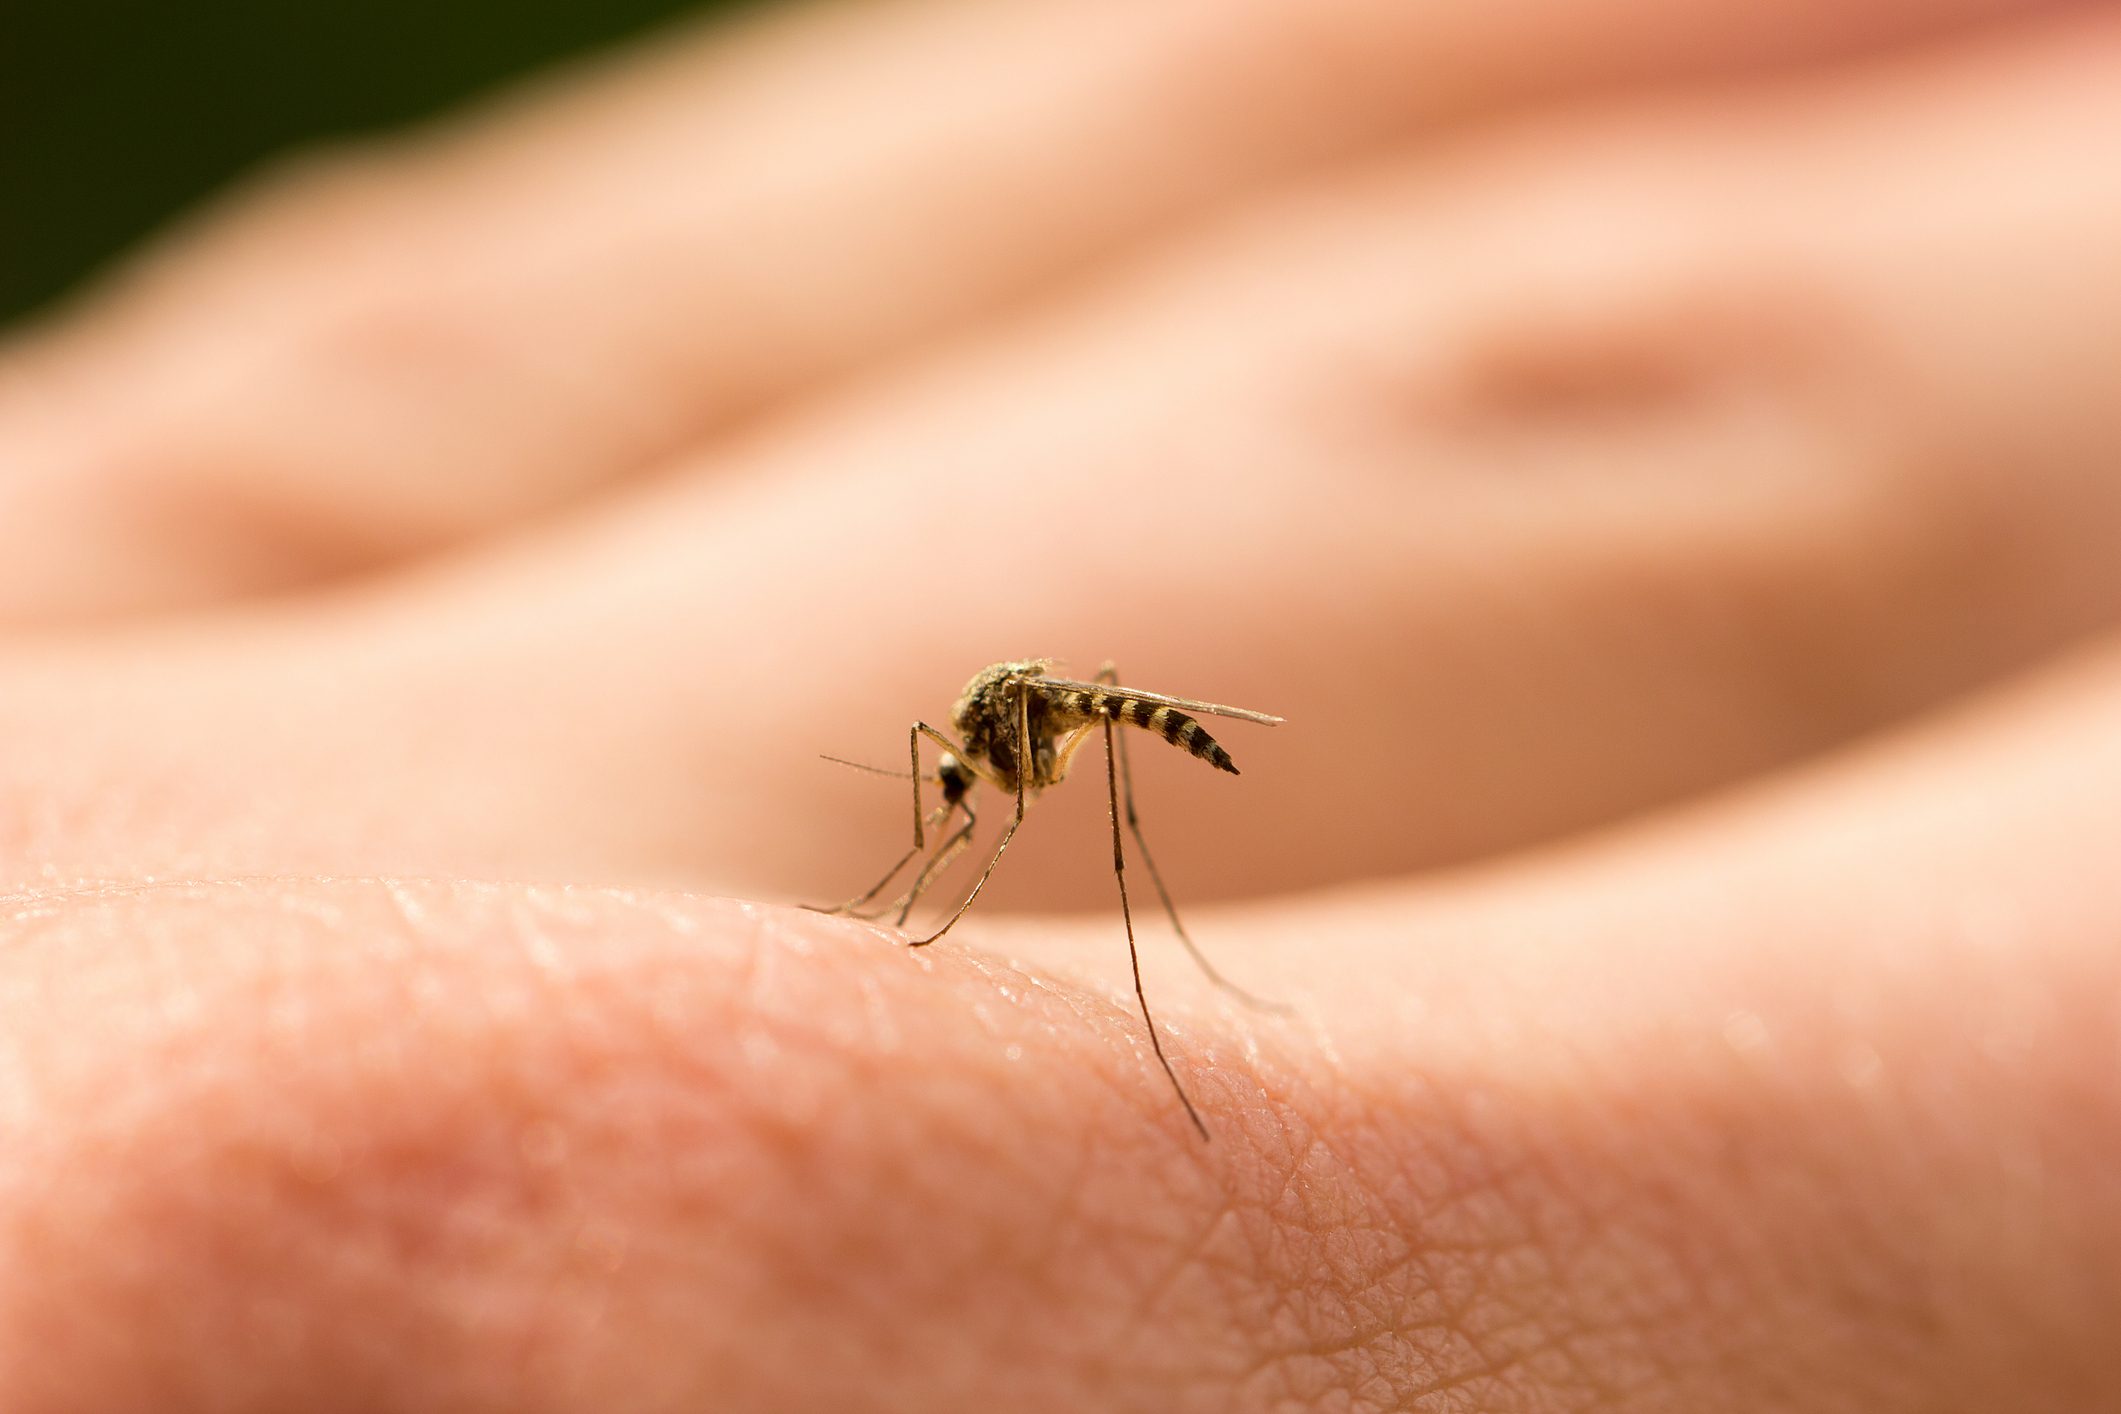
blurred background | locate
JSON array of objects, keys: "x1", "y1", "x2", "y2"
[
  {"x1": 2, "y1": 0, "x2": 742, "y2": 324},
  {"x1": 4, "y1": 0, "x2": 2118, "y2": 910}
]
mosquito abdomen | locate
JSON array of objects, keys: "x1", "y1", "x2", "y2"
[{"x1": 1054, "y1": 688, "x2": 1239, "y2": 774}]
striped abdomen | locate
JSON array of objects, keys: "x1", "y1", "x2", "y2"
[{"x1": 1046, "y1": 687, "x2": 1239, "y2": 774}]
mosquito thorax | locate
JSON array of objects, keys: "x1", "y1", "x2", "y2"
[{"x1": 951, "y1": 659, "x2": 1058, "y2": 786}]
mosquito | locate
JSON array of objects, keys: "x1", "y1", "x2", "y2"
[{"x1": 812, "y1": 659, "x2": 1284, "y2": 1140}]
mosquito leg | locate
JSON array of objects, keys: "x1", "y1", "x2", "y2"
[
  {"x1": 1103, "y1": 712, "x2": 1209, "y2": 1140},
  {"x1": 889, "y1": 797, "x2": 978, "y2": 925},
  {"x1": 1095, "y1": 662, "x2": 1287, "y2": 1013},
  {"x1": 912, "y1": 680, "x2": 1032, "y2": 947},
  {"x1": 809, "y1": 721, "x2": 967, "y2": 916},
  {"x1": 841, "y1": 798, "x2": 966, "y2": 921},
  {"x1": 811, "y1": 844, "x2": 923, "y2": 918}
]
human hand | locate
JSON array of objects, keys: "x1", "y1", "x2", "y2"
[{"x1": 5, "y1": 0, "x2": 2121, "y2": 1408}]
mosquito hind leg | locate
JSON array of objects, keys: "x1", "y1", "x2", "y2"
[
  {"x1": 1102, "y1": 711, "x2": 1209, "y2": 1140},
  {"x1": 1096, "y1": 661, "x2": 1287, "y2": 1014}
]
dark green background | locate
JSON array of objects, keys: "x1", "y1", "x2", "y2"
[{"x1": 1, "y1": 0, "x2": 743, "y2": 326}]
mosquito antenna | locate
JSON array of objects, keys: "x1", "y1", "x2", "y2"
[{"x1": 821, "y1": 753, "x2": 917, "y2": 781}]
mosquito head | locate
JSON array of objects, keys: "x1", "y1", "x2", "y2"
[{"x1": 937, "y1": 753, "x2": 974, "y2": 805}]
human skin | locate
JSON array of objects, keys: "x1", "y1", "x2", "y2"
[{"x1": 3, "y1": 0, "x2": 2121, "y2": 1409}]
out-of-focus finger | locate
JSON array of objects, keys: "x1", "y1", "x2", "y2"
[
  {"x1": 0, "y1": 0, "x2": 2059, "y2": 624},
  {"x1": 1, "y1": 9, "x2": 2117, "y2": 901}
]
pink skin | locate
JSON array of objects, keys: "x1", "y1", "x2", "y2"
[{"x1": 4, "y1": 1, "x2": 2121, "y2": 1409}]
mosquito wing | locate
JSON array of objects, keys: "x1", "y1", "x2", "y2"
[{"x1": 1032, "y1": 675, "x2": 1284, "y2": 725}]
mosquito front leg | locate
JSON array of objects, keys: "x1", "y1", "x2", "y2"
[
  {"x1": 889, "y1": 796, "x2": 979, "y2": 925},
  {"x1": 810, "y1": 721, "x2": 968, "y2": 917},
  {"x1": 1102, "y1": 711, "x2": 1209, "y2": 1140},
  {"x1": 838, "y1": 798, "x2": 967, "y2": 921},
  {"x1": 1095, "y1": 661, "x2": 1286, "y2": 1013},
  {"x1": 913, "y1": 678, "x2": 1033, "y2": 947}
]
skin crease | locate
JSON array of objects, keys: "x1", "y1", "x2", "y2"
[{"x1": 3, "y1": 1, "x2": 2121, "y2": 1410}]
